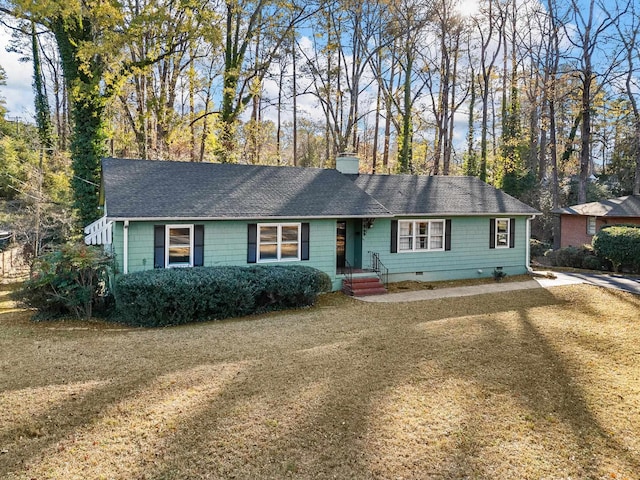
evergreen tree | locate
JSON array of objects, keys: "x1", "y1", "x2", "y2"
[{"x1": 32, "y1": 22, "x2": 54, "y2": 151}]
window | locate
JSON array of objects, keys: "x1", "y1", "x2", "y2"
[
  {"x1": 587, "y1": 216, "x2": 597, "y2": 235},
  {"x1": 166, "y1": 225, "x2": 193, "y2": 267},
  {"x1": 489, "y1": 218, "x2": 515, "y2": 249},
  {"x1": 495, "y1": 218, "x2": 510, "y2": 248},
  {"x1": 258, "y1": 223, "x2": 300, "y2": 262},
  {"x1": 398, "y1": 220, "x2": 446, "y2": 252},
  {"x1": 154, "y1": 224, "x2": 204, "y2": 269}
]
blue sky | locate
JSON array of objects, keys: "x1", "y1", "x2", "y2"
[
  {"x1": 2, "y1": 0, "x2": 635, "y2": 129},
  {"x1": 0, "y1": 26, "x2": 34, "y2": 119}
]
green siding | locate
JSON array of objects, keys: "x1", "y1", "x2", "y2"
[
  {"x1": 112, "y1": 222, "x2": 124, "y2": 273},
  {"x1": 112, "y1": 216, "x2": 531, "y2": 291},
  {"x1": 361, "y1": 216, "x2": 530, "y2": 282},
  {"x1": 114, "y1": 219, "x2": 339, "y2": 286}
]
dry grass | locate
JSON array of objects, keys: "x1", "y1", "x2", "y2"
[{"x1": 1, "y1": 281, "x2": 640, "y2": 479}]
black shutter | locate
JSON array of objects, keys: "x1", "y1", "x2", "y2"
[
  {"x1": 445, "y1": 219, "x2": 452, "y2": 251},
  {"x1": 509, "y1": 218, "x2": 516, "y2": 248},
  {"x1": 154, "y1": 225, "x2": 165, "y2": 268},
  {"x1": 489, "y1": 218, "x2": 496, "y2": 249},
  {"x1": 390, "y1": 220, "x2": 398, "y2": 253},
  {"x1": 247, "y1": 223, "x2": 257, "y2": 263},
  {"x1": 194, "y1": 224, "x2": 205, "y2": 266},
  {"x1": 301, "y1": 223, "x2": 310, "y2": 260}
]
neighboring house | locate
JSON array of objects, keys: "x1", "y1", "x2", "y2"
[
  {"x1": 553, "y1": 196, "x2": 640, "y2": 248},
  {"x1": 85, "y1": 156, "x2": 540, "y2": 292}
]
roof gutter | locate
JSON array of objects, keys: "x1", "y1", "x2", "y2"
[
  {"x1": 393, "y1": 212, "x2": 542, "y2": 217},
  {"x1": 107, "y1": 214, "x2": 395, "y2": 222},
  {"x1": 106, "y1": 212, "x2": 542, "y2": 222}
]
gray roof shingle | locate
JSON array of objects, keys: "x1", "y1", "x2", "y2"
[
  {"x1": 102, "y1": 158, "x2": 390, "y2": 219},
  {"x1": 102, "y1": 158, "x2": 540, "y2": 220},
  {"x1": 352, "y1": 174, "x2": 540, "y2": 216},
  {"x1": 553, "y1": 195, "x2": 640, "y2": 217}
]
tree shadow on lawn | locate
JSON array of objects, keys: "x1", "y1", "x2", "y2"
[
  {"x1": 3, "y1": 286, "x2": 638, "y2": 478},
  {"x1": 0, "y1": 375, "x2": 153, "y2": 475},
  {"x1": 439, "y1": 306, "x2": 639, "y2": 478},
  {"x1": 0, "y1": 307, "x2": 244, "y2": 476},
  {"x1": 143, "y1": 287, "x2": 640, "y2": 479},
  {"x1": 543, "y1": 286, "x2": 640, "y2": 366}
]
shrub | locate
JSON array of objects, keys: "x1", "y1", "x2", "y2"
[
  {"x1": 545, "y1": 246, "x2": 584, "y2": 268},
  {"x1": 15, "y1": 243, "x2": 113, "y2": 320},
  {"x1": 492, "y1": 268, "x2": 507, "y2": 282},
  {"x1": 593, "y1": 225, "x2": 640, "y2": 273},
  {"x1": 543, "y1": 245, "x2": 609, "y2": 271},
  {"x1": 114, "y1": 265, "x2": 332, "y2": 327},
  {"x1": 248, "y1": 265, "x2": 332, "y2": 311},
  {"x1": 530, "y1": 238, "x2": 551, "y2": 258},
  {"x1": 581, "y1": 255, "x2": 605, "y2": 271}
]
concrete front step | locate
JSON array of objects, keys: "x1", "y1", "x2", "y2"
[{"x1": 342, "y1": 276, "x2": 387, "y2": 297}]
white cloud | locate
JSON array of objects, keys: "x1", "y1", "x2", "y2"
[{"x1": 0, "y1": 26, "x2": 34, "y2": 119}]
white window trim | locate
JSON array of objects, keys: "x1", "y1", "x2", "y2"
[
  {"x1": 398, "y1": 219, "x2": 446, "y2": 252},
  {"x1": 495, "y1": 218, "x2": 511, "y2": 249},
  {"x1": 587, "y1": 216, "x2": 597, "y2": 235},
  {"x1": 165, "y1": 224, "x2": 194, "y2": 267},
  {"x1": 257, "y1": 223, "x2": 301, "y2": 263}
]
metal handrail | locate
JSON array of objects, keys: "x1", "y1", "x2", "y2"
[
  {"x1": 370, "y1": 251, "x2": 388, "y2": 287},
  {"x1": 343, "y1": 258, "x2": 354, "y2": 286}
]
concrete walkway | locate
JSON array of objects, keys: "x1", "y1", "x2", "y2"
[{"x1": 357, "y1": 271, "x2": 640, "y2": 303}]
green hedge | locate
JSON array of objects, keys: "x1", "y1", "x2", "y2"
[
  {"x1": 114, "y1": 265, "x2": 332, "y2": 327},
  {"x1": 543, "y1": 245, "x2": 610, "y2": 271},
  {"x1": 592, "y1": 225, "x2": 640, "y2": 273}
]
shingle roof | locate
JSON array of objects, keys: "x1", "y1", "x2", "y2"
[
  {"x1": 553, "y1": 195, "x2": 640, "y2": 217},
  {"x1": 102, "y1": 158, "x2": 390, "y2": 219},
  {"x1": 352, "y1": 174, "x2": 540, "y2": 216},
  {"x1": 102, "y1": 158, "x2": 540, "y2": 220}
]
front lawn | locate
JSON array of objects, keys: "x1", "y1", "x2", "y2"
[{"x1": 1, "y1": 282, "x2": 639, "y2": 479}]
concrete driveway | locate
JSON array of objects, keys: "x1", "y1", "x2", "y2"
[{"x1": 536, "y1": 271, "x2": 640, "y2": 296}]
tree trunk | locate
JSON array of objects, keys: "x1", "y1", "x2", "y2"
[
  {"x1": 372, "y1": 67, "x2": 381, "y2": 174},
  {"x1": 480, "y1": 72, "x2": 490, "y2": 182},
  {"x1": 32, "y1": 22, "x2": 54, "y2": 150},
  {"x1": 398, "y1": 50, "x2": 413, "y2": 173},
  {"x1": 382, "y1": 40, "x2": 397, "y2": 172},
  {"x1": 444, "y1": 33, "x2": 460, "y2": 176},
  {"x1": 189, "y1": 58, "x2": 197, "y2": 162},
  {"x1": 579, "y1": 72, "x2": 591, "y2": 203},
  {"x1": 465, "y1": 71, "x2": 477, "y2": 176},
  {"x1": 276, "y1": 59, "x2": 284, "y2": 165},
  {"x1": 292, "y1": 32, "x2": 298, "y2": 166},
  {"x1": 52, "y1": 17, "x2": 106, "y2": 226}
]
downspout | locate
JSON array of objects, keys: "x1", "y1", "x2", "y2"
[
  {"x1": 526, "y1": 215, "x2": 535, "y2": 273},
  {"x1": 123, "y1": 220, "x2": 129, "y2": 274}
]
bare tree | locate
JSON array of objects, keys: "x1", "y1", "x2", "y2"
[
  {"x1": 471, "y1": 0, "x2": 504, "y2": 182},
  {"x1": 301, "y1": 0, "x2": 384, "y2": 162},
  {"x1": 425, "y1": 0, "x2": 467, "y2": 175},
  {"x1": 611, "y1": 0, "x2": 639, "y2": 195},
  {"x1": 561, "y1": 0, "x2": 626, "y2": 202}
]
